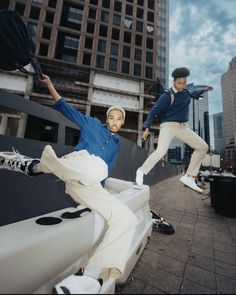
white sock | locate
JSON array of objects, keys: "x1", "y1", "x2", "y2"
[
  {"x1": 32, "y1": 163, "x2": 42, "y2": 174},
  {"x1": 136, "y1": 167, "x2": 144, "y2": 186}
]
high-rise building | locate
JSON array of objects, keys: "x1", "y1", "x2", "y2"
[
  {"x1": 213, "y1": 112, "x2": 225, "y2": 155},
  {"x1": 0, "y1": 0, "x2": 169, "y2": 148},
  {"x1": 221, "y1": 57, "x2": 236, "y2": 166}
]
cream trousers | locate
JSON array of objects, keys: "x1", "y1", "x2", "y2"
[
  {"x1": 142, "y1": 122, "x2": 209, "y2": 177},
  {"x1": 39, "y1": 145, "x2": 138, "y2": 280}
]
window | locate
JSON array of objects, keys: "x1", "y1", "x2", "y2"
[
  {"x1": 147, "y1": 38, "x2": 154, "y2": 49},
  {"x1": 56, "y1": 33, "x2": 79, "y2": 63},
  {"x1": 148, "y1": 0, "x2": 155, "y2": 10},
  {"x1": 64, "y1": 36, "x2": 79, "y2": 49},
  {"x1": 61, "y1": 4, "x2": 83, "y2": 30},
  {"x1": 113, "y1": 14, "x2": 121, "y2": 26},
  {"x1": 147, "y1": 11, "x2": 154, "y2": 22},
  {"x1": 134, "y1": 64, "x2": 141, "y2": 76},
  {"x1": 102, "y1": 0, "x2": 110, "y2": 8},
  {"x1": 27, "y1": 23, "x2": 37, "y2": 38},
  {"x1": 126, "y1": 5, "x2": 133, "y2": 16},
  {"x1": 109, "y1": 58, "x2": 118, "y2": 71},
  {"x1": 110, "y1": 43, "x2": 119, "y2": 56},
  {"x1": 83, "y1": 53, "x2": 92, "y2": 65},
  {"x1": 147, "y1": 25, "x2": 154, "y2": 35},
  {"x1": 45, "y1": 11, "x2": 54, "y2": 23},
  {"x1": 39, "y1": 44, "x2": 49, "y2": 56},
  {"x1": 68, "y1": 7, "x2": 83, "y2": 24},
  {"x1": 98, "y1": 40, "x2": 106, "y2": 52},
  {"x1": 112, "y1": 29, "x2": 120, "y2": 40},
  {"x1": 114, "y1": 1, "x2": 122, "y2": 12},
  {"x1": 138, "y1": 0, "x2": 144, "y2": 6},
  {"x1": 89, "y1": 8, "x2": 97, "y2": 19},
  {"x1": 124, "y1": 32, "x2": 132, "y2": 43},
  {"x1": 85, "y1": 38, "x2": 93, "y2": 49},
  {"x1": 32, "y1": 0, "x2": 42, "y2": 4},
  {"x1": 136, "y1": 20, "x2": 143, "y2": 32},
  {"x1": 122, "y1": 61, "x2": 130, "y2": 74},
  {"x1": 135, "y1": 49, "x2": 142, "y2": 61},
  {"x1": 96, "y1": 55, "x2": 105, "y2": 68},
  {"x1": 42, "y1": 27, "x2": 51, "y2": 40},
  {"x1": 146, "y1": 67, "x2": 153, "y2": 79},
  {"x1": 135, "y1": 35, "x2": 142, "y2": 46},
  {"x1": 101, "y1": 10, "x2": 109, "y2": 23},
  {"x1": 99, "y1": 25, "x2": 108, "y2": 37},
  {"x1": 30, "y1": 7, "x2": 40, "y2": 20},
  {"x1": 123, "y1": 46, "x2": 130, "y2": 58},
  {"x1": 48, "y1": 0, "x2": 57, "y2": 8},
  {"x1": 87, "y1": 22, "x2": 95, "y2": 34},
  {"x1": 90, "y1": 0, "x2": 98, "y2": 4},
  {"x1": 146, "y1": 52, "x2": 153, "y2": 63},
  {"x1": 137, "y1": 8, "x2": 144, "y2": 19}
]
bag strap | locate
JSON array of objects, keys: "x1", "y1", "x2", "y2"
[{"x1": 164, "y1": 87, "x2": 175, "y2": 109}]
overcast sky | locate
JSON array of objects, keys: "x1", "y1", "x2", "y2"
[{"x1": 169, "y1": 0, "x2": 236, "y2": 116}]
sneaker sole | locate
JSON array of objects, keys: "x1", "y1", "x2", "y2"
[{"x1": 180, "y1": 177, "x2": 203, "y2": 194}]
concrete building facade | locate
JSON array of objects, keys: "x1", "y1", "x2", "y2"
[
  {"x1": 0, "y1": 0, "x2": 169, "y2": 150},
  {"x1": 213, "y1": 112, "x2": 225, "y2": 155}
]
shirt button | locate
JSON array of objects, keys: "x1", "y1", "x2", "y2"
[{"x1": 101, "y1": 147, "x2": 104, "y2": 150}]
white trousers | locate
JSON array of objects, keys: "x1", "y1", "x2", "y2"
[
  {"x1": 142, "y1": 122, "x2": 209, "y2": 177},
  {"x1": 39, "y1": 146, "x2": 138, "y2": 280}
]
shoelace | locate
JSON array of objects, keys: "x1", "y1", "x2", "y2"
[{"x1": 3, "y1": 147, "x2": 30, "y2": 174}]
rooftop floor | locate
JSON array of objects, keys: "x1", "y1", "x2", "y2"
[{"x1": 116, "y1": 175, "x2": 236, "y2": 294}]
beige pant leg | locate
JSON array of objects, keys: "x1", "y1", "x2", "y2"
[
  {"x1": 176, "y1": 127, "x2": 209, "y2": 176},
  {"x1": 65, "y1": 181, "x2": 138, "y2": 280},
  {"x1": 39, "y1": 145, "x2": 108, "y2": 185},
  {"x1": 141, "y1": 124, "x2": 178, "y2": 175}
]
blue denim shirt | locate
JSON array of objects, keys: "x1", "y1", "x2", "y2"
[
  {"x1": 144, "y1": 88, "x2": 204, "y2": 128},
  {"x1": 53, "y1": 98, "x2": 120, "y2": 175}
]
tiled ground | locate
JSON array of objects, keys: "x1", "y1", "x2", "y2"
[{"x1": 116, "y1": 175, "x2": 236, "y2": 294}]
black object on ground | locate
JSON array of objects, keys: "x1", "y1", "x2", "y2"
[{"x1": 150, "y1": 209, "x2": 175, "y2": 235}]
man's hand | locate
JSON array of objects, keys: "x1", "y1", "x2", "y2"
[
  {"x1": 39, "y1": 74, "x2": 53, "y2": 88},
  {"x1": 39, "y1": 74, "x2": 61, "y2": 102},
  {"x1": 142, "y1": 128, "x2": 150, "y2": 141},
  {"x1": 204, "y1": 86, "x2": 214, "y2": 92}
]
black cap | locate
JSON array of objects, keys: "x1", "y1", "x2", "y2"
[{"x1": 172, "y1": 67, "x2": 190, "y2": 78}]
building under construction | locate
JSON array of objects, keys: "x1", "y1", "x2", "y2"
[{"x1": 0, "y1": 0, "x2": 169, "y2": 152}]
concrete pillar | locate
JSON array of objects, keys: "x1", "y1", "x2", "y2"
[
  {"x1": 137, "y1": 80, "x2": 145, "y2": 147},
  {"x1": 0, "y1": 114, "x2": 8, "y2": 135},
  {"x1": 86, "y1": 70, "x2": 95, "y2": 116}
]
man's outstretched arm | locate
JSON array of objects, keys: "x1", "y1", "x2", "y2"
[{"x1": 40, "y1": 74, "x2": 95, "y2": 129}]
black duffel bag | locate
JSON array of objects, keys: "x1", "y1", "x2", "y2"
[{"x1": 0, "y1": 9, "x2": 43, "y2": 77}]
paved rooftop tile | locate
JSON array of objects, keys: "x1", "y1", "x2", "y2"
[{"x1": 116, "y1": 175, "x2": 236, "y2": 294}]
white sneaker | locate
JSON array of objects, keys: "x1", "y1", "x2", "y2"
[
  {"x1": 136, "y1": 167, "x2": 144, "y2": 186},
  {"x1": 0, "y1": 148, "x2": 40, "y2": 176},
  {"x1": 180, "y1": 175, "x2": 203, "y2": 193},
  {"x1": 54, "y1": 274, "x2": 102, "y2": 294}
]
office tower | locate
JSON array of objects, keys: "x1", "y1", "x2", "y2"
[{"x1": 213, "y1": 112, "x2": 225, "y2": 155}]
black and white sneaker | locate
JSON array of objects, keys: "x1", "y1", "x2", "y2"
[
  {"x1": 150, "y1": 209, "x2": 175, "y2": 235},
  {"x1": 0, "y1": 148, "x2": 40, "y2": 177}
]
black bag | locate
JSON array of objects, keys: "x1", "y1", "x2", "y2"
[{"x1": 0, "y1": 9, "x2": 43, "y2": 77}]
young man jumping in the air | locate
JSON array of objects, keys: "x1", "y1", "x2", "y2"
[
  {"x1": 136, "y1": 67, "x2": 213, "y2": 193},
  {"x1": 0, "y1": 75, "x2": 138, "y2": 294}
]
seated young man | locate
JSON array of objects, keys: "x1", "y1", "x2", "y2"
[{"x1": 0, "y1": 75, "x2": 138, "y2": 294}]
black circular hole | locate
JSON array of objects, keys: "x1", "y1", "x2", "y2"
[{"x1": 36, "y1": 217, "x2": 62, "y2": 226}]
